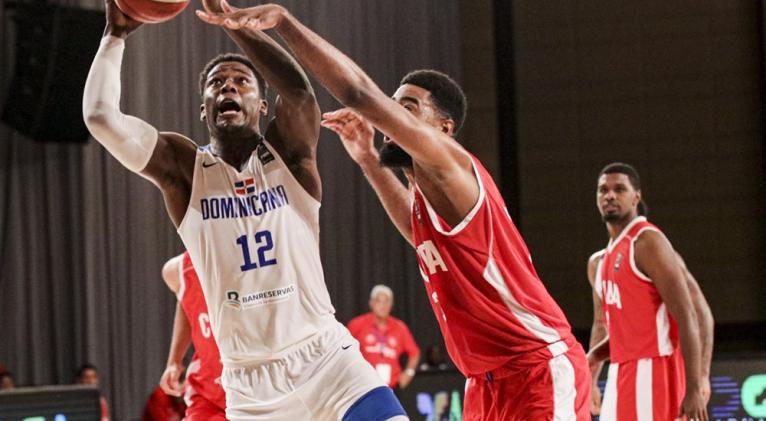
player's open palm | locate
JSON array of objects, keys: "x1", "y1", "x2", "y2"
[
  {"x1": 321, "y1": 108, "x2": 376, "y2": 164},
  {"x1": 159, "y1": 363, "x2": 185, "y2": 397},
  {"x1": 196, "y1": 3, "x2": 286, "y2": 31},
  {"x1": 679, "y1": 388, "x2": 708, "y2": 421}
]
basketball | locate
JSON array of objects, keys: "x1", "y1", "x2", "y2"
[{"x1": 115, "y1": 0, "x2": 190, "y2": 23}]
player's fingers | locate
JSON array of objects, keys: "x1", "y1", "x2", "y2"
[
  {"x1": 220, "y1": 0, "x2": 237, "y2": 13},
  {"x1": 222, "y1": 18, "x2": 242, "y2": 29},
  {"x1": 196, "y1": 10, "x2": 225, "y2": 24}
]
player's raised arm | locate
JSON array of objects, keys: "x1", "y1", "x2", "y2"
[
  {"x1": 83, "y1": 0, "x2": 196, "y2": 226},
  {"x1": 635, "y1": 231, "x2": 708, "y2": 421},
  {"x1": 197, "y1": 5, "x2": 478, "y2": 215}
]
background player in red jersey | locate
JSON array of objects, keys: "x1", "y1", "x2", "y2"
[
  {"x1": 159, "y1": 253, "x2": 226, "y2": 421},
  {"x1": 586, "y1": 163, "x2": 710, "y2": 421},
  {"x1": 348, "y1": 285, "x2": 421, "y2": 389},
  {"x1": 586, "y1": 197, "x2": 714, "y2": 416},
  {"x1": 198, "y1": 3, "x2": 591, "y2": 419}
]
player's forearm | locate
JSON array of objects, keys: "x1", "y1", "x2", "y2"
[
  {"x1": 588, "y1": 321, "x2": 608, "y2": 382},
  {"x1": 226, "y1": 28, "x2": 315, "y2": 104},
  {"x1": 165, "y1": 303, "x2": 192, "y2": 367},
  {"x1": 676, "y1": 308, "x2": 703, "y2": 390},
  {"x1": 82, "y1": 35, "x2": 158, "y2": 172},
  {"x1": 692, "y1": 293, "x2": 714, "y2": 377},
  {"x1": 357, "y1": 154, "x2": 414, "y2": 246},
  {"x1": 275, "y1": 12, "x2": 387, "y2": 113},
  {"x1": 587, "y1": 336, "x2": 610, "y2": 366}
]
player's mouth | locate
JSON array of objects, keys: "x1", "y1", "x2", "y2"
[
  {"x1": 602, "y1": 203, "x2": 619, "y2": 212},
  {"x1": 216, "y1": 98, "x2": 243, "y2": 121}
]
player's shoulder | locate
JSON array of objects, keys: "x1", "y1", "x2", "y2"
[{"x1": 588, "y1": 249, "x2": 606, "y2": 265}]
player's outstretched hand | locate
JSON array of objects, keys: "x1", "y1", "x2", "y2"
[
  {"x1": 321, "y1": 108, "x2": 377, "y2": 164},
  {"x1": 104, "y1": 0, "x2": 142, "y2": 38},
  {"x1": 679, "y1": 386, "x2": 708, "y2": 421},
  {"x1": 159, "y1": 363, "x2": 185, "y2": 397},
  {"x1": 196, "y1": 3, "x2": 287, "y2": 31}
]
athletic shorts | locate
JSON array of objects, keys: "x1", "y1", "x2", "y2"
[
  {"x1": 463, "y1": 342, "x2": 590, "y2": 421},
  {"x1": 221, "y1": 321, "x2": 407, "y2": 421},
  {"x1": 600, "y1": 351, "x2": 685, "y2": 421},
  {"x1": 185, "y1": 393, "x2": 227, "y2": 421}
]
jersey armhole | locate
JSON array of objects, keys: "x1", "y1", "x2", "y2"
[
  {"x1": 417, "y1": 158, "x2": 486, "y2": 237},
  {"x1": 262, "y1": 140, "x2": 321, "y2": 209},
  {"x1": 629, "y1": 227, "x2": 664, "y2": 282},
  {"x1": 176, "y1": 149, "x2": 204, "y2": 235}
]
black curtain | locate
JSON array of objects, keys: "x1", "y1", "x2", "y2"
[{"x1": 0, "y1": 0, "x2": 462, "y2": 419}]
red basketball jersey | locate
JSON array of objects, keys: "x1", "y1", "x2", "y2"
[
  {"x1": 598, "y1": 217, "x2": 679, "y2": 363},
  {"x1": 179, "y1": 252, "x2": 226, "y2": 410},
  {"x1": 411, "y1": 156, "x2": 575, "y2": 377}
]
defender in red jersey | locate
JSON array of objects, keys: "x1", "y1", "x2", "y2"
[
  {"x1": 159, "y1": 252, "x2": 226, "y2": 421},
  {"x1": 586, "y1": 163, "x2": 710, "y2": 421},
  {"x1": 198, "y1": 5, "x2": 589, "y2": 419}
]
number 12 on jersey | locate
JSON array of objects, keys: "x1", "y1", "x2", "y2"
[{"x1": 236, "y1": 230, "x2": 277, "y2": 272}]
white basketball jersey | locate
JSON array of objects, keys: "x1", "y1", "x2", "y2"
[{"x1": 178, "y1": 140, "x2": 337, "y2": 366}]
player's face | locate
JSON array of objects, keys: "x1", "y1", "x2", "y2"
[
  {"x1": 369, "y1": 292, "x2": 393, "y2": 318},
  {"x1": 379, "y1": 84, "x2": 445, "y2": 169},
  {"x1": 201, "y1": 62, "x2": 266, "y2": 137},
  {"x1": 597, "y1": 173, "x2": 641, "y2": 223}
]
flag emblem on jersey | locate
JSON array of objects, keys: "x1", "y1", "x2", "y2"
[
  {"x1": 234, "y1": 178, "x2": 256, "y2": 196},
  {"x1": 614, "y1": 252, "x2": 623, "y2": 272}
]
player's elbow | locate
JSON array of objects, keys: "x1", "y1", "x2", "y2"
[
  {"x1": 336, "y1": 77, "x2": 378, "y2": 110},
  {"x1": 83, "y1": 102, "x2": 115, "y2": 138}
]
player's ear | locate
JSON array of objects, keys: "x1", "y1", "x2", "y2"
[
  {"x1": 259, "y1": 99, "x2": 268, "y2": 116},
  {"x1": 634, "y1": 189, "x2": 642, "y2": 206},
  {"x1": 200, "y1": 104, "x2": 206, "y2": 122},
  {"x1": 441, "y1": 118, "x2": 455, "y2": 137}
]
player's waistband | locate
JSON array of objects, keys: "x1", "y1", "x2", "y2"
[
  {"x1": 469, "y1": 336, "x2": 579, "y2": 381},
  {"x1": 220, "y1": 316, "x2": 344, "y2": 369}
]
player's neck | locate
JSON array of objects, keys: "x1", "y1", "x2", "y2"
[
  {"x1": 606, "y1": 213, "x2": 640, "y2": 240},
  {"x1": 210, "y1": 133, "x2": 262, "y2": 171}
]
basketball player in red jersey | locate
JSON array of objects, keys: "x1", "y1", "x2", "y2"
[
  {"x1": 198, "y1": 4, "x2": 591, "y2": 419},
  {"x1": 159, "y1": 252, "x2": 226, "y2": 420},
  {"x1": 585, "y1": 163, "x2": 710, "y2": 421}
]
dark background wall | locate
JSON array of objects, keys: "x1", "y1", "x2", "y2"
[{"x1": 509, "y1": 1, "x2": 766, "y2": 330}]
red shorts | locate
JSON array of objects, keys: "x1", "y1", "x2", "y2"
[
  {"x1": 463, "y1": 343, "x2": 591, "y2": 421},
  {"x1": 185, "y1": 393, "x2": 227, "y2": 421},
  {"x1": 600, "y1": 352, "x2": 685, "y2": 421}
]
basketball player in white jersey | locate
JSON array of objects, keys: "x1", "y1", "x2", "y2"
[{"x1": 82, "y1": 0, "x2": 408, "y2": 419}]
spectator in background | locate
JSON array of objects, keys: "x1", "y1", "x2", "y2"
[
  {"x1": 348, "y1": 285, "x2": 421, "y2": 389},
  {"x1": 418, "y1": 344, "x2": 450, "y2": 372},
  {"x1": 75, "y1": 363, "x2": 111, "y2": 421},
  {"x1": 0, "y1": 371, "x2": 15, "y2": 391}
]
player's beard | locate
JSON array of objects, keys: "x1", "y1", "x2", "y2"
[{"x1": 379, "y1": 142, "x2": 413, "y2": 168}]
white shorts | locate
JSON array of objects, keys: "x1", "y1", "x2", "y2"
[{"x1": 221, "y1": 321, "x2": 387, "y2": 421}]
